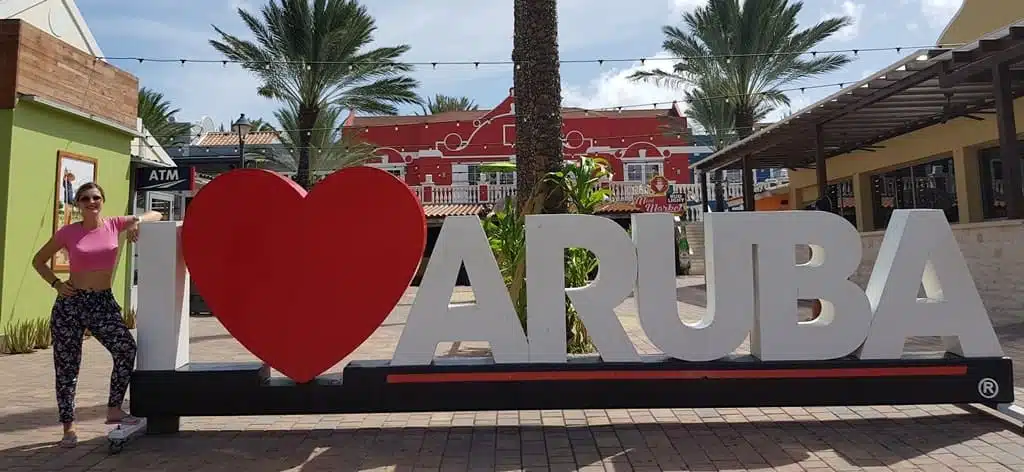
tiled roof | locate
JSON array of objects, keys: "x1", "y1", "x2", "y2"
[
  {"x1": 196, "y1": 131, "x2": 281, "y2": 146},
  {"x1": 595, "y1": 202, "x2": 642, "y2": 214},
  {"x1": 423, "y1": 204, "x2": 488, "y2": 218},
  {"x1": 350, "y1": 108, "x2": 672, "y2": 128},
  {"x1": 423, "y1": 202, "x2": 487, "y2": 217}
]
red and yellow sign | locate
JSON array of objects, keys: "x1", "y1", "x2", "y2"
[
  {"x1": 633, "y1": 175, "x2": 686, "y2": 213},
  {"x1": 649, "y1": 175, "x2": 670, "y2": 195}
]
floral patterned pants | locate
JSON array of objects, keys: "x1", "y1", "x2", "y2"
[{"x1": 51, "y1": 289, "x2": 137, "y2": 424}]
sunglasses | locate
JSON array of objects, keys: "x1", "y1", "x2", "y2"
[{"x1": 77, "y1": 195, "x2": 102, "y2": 203}]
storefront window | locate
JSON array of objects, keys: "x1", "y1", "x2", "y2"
[
  {"x1": 979, "y1": 145, "x2": 1024, "y2": 220},
  {"x1": 870, "y1": 156, "x2": 959, "y2": 229},
  {"x1": 826, "y1": 179, "x2": 857, "y2": 228}
]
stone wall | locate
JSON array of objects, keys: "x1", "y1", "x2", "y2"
[{"x1": 795, "y1": 220, "x2": 1022, "y2": 323}]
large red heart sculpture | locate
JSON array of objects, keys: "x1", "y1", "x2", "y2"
[{"x1": 181, "y1": 167, "x2": 426, "y2": 383}]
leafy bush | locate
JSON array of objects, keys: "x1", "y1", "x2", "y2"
[
  {"x1": 2, "y1": 319, "x2": 36, "y2": 354},
  {"x1": 481, "y1": 157, "x2": 612, "y2": 354},
  {"x1": 32, "y1": 318, "x2": 51, "y2": 349}
]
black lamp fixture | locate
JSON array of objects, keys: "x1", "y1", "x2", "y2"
[{"x1": 231, "y1": 113, "x2": 252, "y2": 169}]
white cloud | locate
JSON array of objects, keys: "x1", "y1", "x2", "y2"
[
  {"x1": 920, "y1": 0, "x2": 962, "y2": 29},
  {"x1": 670, "y1": 0, "x2": 708, "y2": 17},
  {"x1": 89, "y1": 0, "x2": 678, "y2": 124},
  {"x1": 825, "y1": 1, "x2": 866, "y2": 42},
  {"x1": 907, "y1": 22, "x2": 920, "y2": 31},
  {"x1": 561, "y1": 52, "x2": 688, "y2": 110}
]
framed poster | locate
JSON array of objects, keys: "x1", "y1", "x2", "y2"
[{"x1": 52, "y1": 150, "x2": 98, "y2": 271}]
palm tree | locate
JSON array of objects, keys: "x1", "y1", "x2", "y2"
[
  {"x1": 248, "y1": 118, "x2": 278, "y2": 132},
  {"x1": 259, "y1": 104, "x2": 376, "y2": 180},
  {"x1": 210, "y1": 0, "x2": 421, "y2": 189},
  {"x1": 417, "y1": 94, "x2": 479, "y2": 115},
  {"x1": 138, "y1": 87, "x2": 191, "y2": 145},
  {"x1": 631, "y1": 0, "x2": 852, "y2": 139},
  {"x1": 512, "y1": 0, "x2": 565, "y2": 213},
  {"x1": 629, "y1": 0, "x2": 853, "y2": 206}
]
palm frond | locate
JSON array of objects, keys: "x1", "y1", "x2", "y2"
[
  {"x1": 632, "y1": 0, "x2": 855, "y2": 140},
  {"x1": 137, "y1": 87, "x2": 191, "y2": 146},
  {"x1": 416, "y1": 94, "x2": 480, "y2": 115},
  {"x1": 210, "y1": 0, "x2": 422, "y2": 188}
]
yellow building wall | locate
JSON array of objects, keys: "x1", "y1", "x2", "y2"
[
  {"x1": 788, "y1": 98, "x2": 1024, "y2": 230},
  {"x1": 937, "y1": 0, "x2": 1024, "y2": 46}
]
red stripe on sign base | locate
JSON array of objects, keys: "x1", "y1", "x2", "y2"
[{"x1": 385, "y1": 365, "x2": 969, "y2": 384}]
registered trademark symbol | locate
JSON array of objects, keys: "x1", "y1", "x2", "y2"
[{"x1": 978, "y1": 378, "x2": 1000, "y2": 399}]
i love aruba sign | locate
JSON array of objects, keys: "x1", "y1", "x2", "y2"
[{"x1": 181, "y1": 167, "x2": 1003, "y2": 384}]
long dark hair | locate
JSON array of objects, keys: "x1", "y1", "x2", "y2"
[{"x1": 73, "y1": 182, "x2": 105, "y2": 202}]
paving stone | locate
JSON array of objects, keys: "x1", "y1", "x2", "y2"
[{"x1": 3, "y1": 278, "x2": 1024, "y2": 470}]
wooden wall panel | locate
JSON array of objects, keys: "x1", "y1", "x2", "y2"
[
  {"x1": 0, "y1": 20, "x2": 138, "y2": 130},
  {"x1": 0, "y1": 21, "x2": 21, "y2": 110}
]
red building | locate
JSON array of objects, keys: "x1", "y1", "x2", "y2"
[{"x1": 344, "y1": 88, "x2": 696, "y2": 190}]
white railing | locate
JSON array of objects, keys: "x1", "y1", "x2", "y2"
[
  {"x1": 413, "y1": 184, "x2": 517, "y2": 205},
  {"x1": 410, "y1": 179, "x2": 781, "y2": 221}
]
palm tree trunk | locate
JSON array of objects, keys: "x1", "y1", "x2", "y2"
[
  {"x1": 295, "y1": 106, "x2": 318, "y2": 189},
  {"x1": 512, "y1": 0, "x2": 565, "y2": 214}
]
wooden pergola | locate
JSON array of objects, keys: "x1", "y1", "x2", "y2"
[{"x1": 691, "y1": 21, "x2": 1024, "y2": 218}]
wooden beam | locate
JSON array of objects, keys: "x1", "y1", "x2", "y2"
[
  {"x1": 814, "y1": 125, "x2": 827, "y2": 201},
  {"x1": 820, "y1": 63, "x2": 941, "y2": 125},
  {"x1": 741, "y1": 155, "x2": 755, "y2": 211},
  {"x1": 940, "y1": 41, "x2": 1024, "y2": 88},
  {"x1": 699, "y1": 170, "x2": 709, "y2": 212},
  {"x1": 993, "y1": 62, "x2": 1024, "y2": 219}
]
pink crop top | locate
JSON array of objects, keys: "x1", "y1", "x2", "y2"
[{"x1": 54, "y1": 216, "x2": 133, "y2": 272}]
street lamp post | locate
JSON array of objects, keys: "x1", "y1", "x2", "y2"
[{"x1": 231, "y1": 113, "x2": 252, "y2": 169}]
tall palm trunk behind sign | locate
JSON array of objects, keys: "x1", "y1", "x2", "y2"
[{"x1": 512, "y1": 0, "x2": 566, "y2": 213}]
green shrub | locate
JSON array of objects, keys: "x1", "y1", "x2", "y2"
[
  {"x1": 32, "y1": 318, "x2": 51, "y2": 349},
  {"x1": 2, "y1": 319, "x2": 36, "y2": 354}
]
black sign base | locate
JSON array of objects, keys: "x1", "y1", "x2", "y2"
[{"x1": 130, "y1": 353, "x2": 1013, "y2": 434}]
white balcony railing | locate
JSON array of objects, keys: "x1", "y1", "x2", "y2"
[
  {"x1": 411, "y1": 184, "x2": 517, "y2": 205},
  {"x1": 410, "y1": 178, "x2": 785, "y2": 220}
]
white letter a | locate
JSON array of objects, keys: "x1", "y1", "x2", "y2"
[
  {"x1": 858, "y1": 210, "x2": 1003, "y2": 359},
  {"x1": 392, "y1": 216, "x2": 528, "y2": 366}
]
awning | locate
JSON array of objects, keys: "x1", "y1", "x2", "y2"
[{"x1": 692, "y1": 21, "x2": 1024, "y2": 172}]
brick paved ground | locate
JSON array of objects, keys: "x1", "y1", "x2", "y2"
[{"x1": 2, "y1": 276, "x2": 1024, "y2": 471}]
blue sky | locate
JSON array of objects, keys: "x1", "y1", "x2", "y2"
[{"x1": 77, "y1": 0, "x2": 963, "y2": 130}]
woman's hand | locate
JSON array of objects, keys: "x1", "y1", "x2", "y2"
[
  {"x1": 125, "y1": 222, "x2": 140, "y2": 243},
  {"x1": 55, "y1": 280, "x2": 77, "y2": 297}
]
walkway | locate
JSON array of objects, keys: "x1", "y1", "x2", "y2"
[{"x1": 1, "y1": 277, "x2": 1022, "y2": 471}]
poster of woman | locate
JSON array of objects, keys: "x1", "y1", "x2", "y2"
[{"x1": 52, "y1": 151, "x2": 98, "y2": 271}]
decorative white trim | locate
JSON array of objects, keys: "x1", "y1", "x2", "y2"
[
  {"x1": 62, "y1": 0, "x2": 104, "y2": 57},
  {"x1": 620, "y1": 157, "x2": 667, "y2": 163}
]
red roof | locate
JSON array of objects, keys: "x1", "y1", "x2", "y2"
[
  {"x1": 595, "y1": 202, "x2": 642, "y2": 214},
  {"x1": 422, "y1": 204, "x2": 488, "y2": 218},
  {"x1": 196, "y1": 131, "x2": 281, "y2": 146}
]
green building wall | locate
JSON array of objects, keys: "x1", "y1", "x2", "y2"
[{"x1": 0, "y1": 100, "x2": 134, "y2": 332}]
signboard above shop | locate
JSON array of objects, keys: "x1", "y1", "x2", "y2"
[{"x1": 135, "y1": 166, "x2": 196, "y2": 192}]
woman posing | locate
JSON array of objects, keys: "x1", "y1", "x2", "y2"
[{"x1": 31, "y1": 182, "x2": 162, "y2": 447}]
